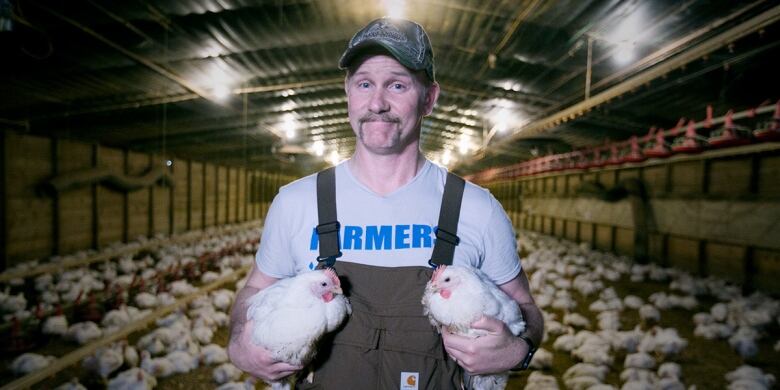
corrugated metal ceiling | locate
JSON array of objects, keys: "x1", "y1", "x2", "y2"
[{"x1": 1, "y1": 0, "x2": 778, "y2": 175}]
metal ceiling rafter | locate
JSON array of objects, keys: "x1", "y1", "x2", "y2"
[
  {"x1": 476, "y1": 0, "x2": 543, "y2": 77},
  {"x1": 456, "y1": 3, "x2": 780, "y2": 169},
  {"x1": 27, "y1": 0, "x2": 233, "y2": 110},
  {"x1": 29, "y1": 77, "x2": 344, "y2": 122},
  {"x1": 550, "y1": 0, "x2": 770, "y2": 108}
]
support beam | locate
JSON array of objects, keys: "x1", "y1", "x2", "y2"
[
  {"x1": 0, "y1": 132, "x2": 6, "y2": 271},
  {"x1": 28, "y1": 1, "x2": 226, "y2": 107},
  {"x1": 458, "y1": 4, "x2": 780, "y2": 168}
]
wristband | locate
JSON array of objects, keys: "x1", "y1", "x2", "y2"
[{"x1": 510, "y1": 334, "x2": 537, "y2": 371}]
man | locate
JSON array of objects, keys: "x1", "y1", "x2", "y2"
[{"x1": 228, "y1": 17, "x2": 543, "y2": 388}]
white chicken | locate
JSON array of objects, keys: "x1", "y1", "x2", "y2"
[
  {"x1": 246, "y1": 268, "x2": 351, "y2": 390},
  {"x1": 200, "y1": 343, "x2": 229, "y2": 366},
  {"x1": 213, "y1": 362, "x2": 244, "y2": 384},
  {"x1": 421, "y1": 264, "x2": 526, "y2": 390},
  {"x1": 82, "y1": 343, "x2": 124, "y2": 380},
  {"x1": 43, "y1": 314, "x2": 69, "y2": 336},
  {"x1": 10, "y1": 353, "x2": 57, "y2": 375},
  {"x1": 66, "y1": 321, "x2": 103, "y2": 345},
  {"x1": 107, "y1": 367, "x2": 157, "y2": 390}
]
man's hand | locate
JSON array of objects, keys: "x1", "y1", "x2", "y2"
[
  {"x1": 440, "y1": 315, "x2": 527, "y2": 374},
  {"x1": 227, "y1": 319, "x2": 303, "y2": 382}
]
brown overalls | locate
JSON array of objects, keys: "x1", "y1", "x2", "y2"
[{"x1": 298, "y1": 167, "x2": 466, "y2": 389}]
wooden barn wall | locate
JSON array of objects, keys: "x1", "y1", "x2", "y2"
[
  {"x1": 485, "y1": 144, "x2": 780, "y2": 293},
  {"x1": 0, "y1": 132, "x2": 294, "y2": 269}
]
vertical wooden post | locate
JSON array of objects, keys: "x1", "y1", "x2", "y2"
[
  {"x1": 214, "y1": 165, "x2": 220, "y2": 226},
  {"x1": 228, "y1": 167, "x2": 233, "y2": 223},
  {"x1": 743, "y1": 246, "x2": 755, "y2": 295},
  {"x1": 200, "y1": 163, "x2": 206, "y2": 230},
  {"x1": 660, "y1": 233, "x2": 670, "y2": 267},
  {"x1": 148, "y1": 154, "x2": 155, "y2": 237},
  {"x1": 610, "y1": 225, "x2": 617, "y2": 252},
  {"x1": 92, "y1": 143, "x2": 100, "y2": 250},
  {"x1": 186, "y1": 160, "x2": 192, "y2": 231},
  {"x1": 698, "y1": 240, "x2": 708, "y2": 277},
  {"x1": 701, "y1": 159, "x2": 710, "y2": 195},
  {"x1": 232, "y1": 167, "x2": 237, "y2": 222},
  {"x1": 0, "y1": 132, "x2": 7, "y2": 271},
  {"x1": 575, "y1": 220, "x2": 581, "y2": 242},
  {"x1": 169, "y1": 159, "x2": 174, "y2": 236},
  {"x1": 561, "y1": 217, "x2": 567, "y2": 240},
  {"x1": 122, "y1": 149, "x2": 129, "y2": 243},
  {"x1": 51, "y1": 138, "x2": 60, "y2": 256},
  {"x1": 244, "y1": 168, "x2": 249, "y2": 221}
]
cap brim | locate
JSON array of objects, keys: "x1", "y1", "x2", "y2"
[{"x1": 339, "y1": 39, "x2": 422, "y2": 72}]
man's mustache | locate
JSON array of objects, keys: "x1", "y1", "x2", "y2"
[{"x1": 359, "y1": 113, "x2": 401, "y2": 123}]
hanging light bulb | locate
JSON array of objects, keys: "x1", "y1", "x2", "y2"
[
  {"x1": 441, "y1": 149, "x2": 452, "y2": 165},
  {"x1": 282, "y1": 113, "x2": 297, "y2": 140},
  {"x1": 212, "y1": 85, "x2": 231, "y2": 100},
  {"x1": 613, "y1": 41, "x2": 635, "y2": 65},
  {"x1": 327, "y1": 150, "x2": 341, "y2": 165},
  {"x1": 311, "y1": 140, "x2": 325, "y2": 156},
  {"x1": 384, "y1": 0, "x2": 405, "y2": 18},
  {"x1": 458, "y1": 134, "x2": 471, "y2": 155}
]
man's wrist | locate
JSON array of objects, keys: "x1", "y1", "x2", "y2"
[{"x1": 510, "y1": 333, "x2": 537, "y2": 371}]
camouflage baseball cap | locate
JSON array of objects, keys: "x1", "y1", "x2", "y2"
[{"x1": 339, "y1": 17, "x2": 435, "y2": 81}]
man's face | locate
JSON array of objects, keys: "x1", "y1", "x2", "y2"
[{"x1": 345, "y1": 54, "x2": 439, "y2": 155}]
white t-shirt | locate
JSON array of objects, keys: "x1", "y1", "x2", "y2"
[{"x1": 256, "y1": 159, "x2": 522, "y2": 285}]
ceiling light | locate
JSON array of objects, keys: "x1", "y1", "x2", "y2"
[
  {"x1": 212, "y1": 85, "x2": 231, "y2": 100},
  {"x1": 613, "y1": 41, "x2": 635, "y2": 65},
  {"x1": 493, "y1": 109, "x2": 512, "y2": 133},
  {"x1": 282, "y1": 113, "x2": 297, "y2": 140},
  {"x1": 441, "y1": 150, "x2": 452, "y2": 165},
  {"x1": 384, "y1": 0, "x2": 405, "y2": 18},
  {"x1": 610, "y1": 8, "x2": 644, "y2": 44},
  {"x1": 327, "y1": 151, "x2": 341, "y2": 165},
  {"x1": 311, "y1": 140, "x2": 325, "y2": 157},
  {"x1": 458, "y1": 134, "x2": 471, "y2": 155}
]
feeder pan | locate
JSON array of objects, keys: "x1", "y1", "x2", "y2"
[
  {"x1": 708, "y1": 110, "x2": 752, "y2": 148},
  {"x1": 671, "y1": 120, "x2": 706, "y2": 154},
  {"x1": 754, "y1": 125, "x2": 780, "y2": 142}
]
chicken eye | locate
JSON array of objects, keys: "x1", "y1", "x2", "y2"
[
  {"x1": 444, "y1": 277, "x2": 450, "y2": 282},
  {"x1": 321, "y1": 282, "x2": 327, "y2": 287}
]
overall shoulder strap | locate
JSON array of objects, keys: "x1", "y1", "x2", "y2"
[
  {"x1": 429, "y1": 172, "x2": 465, "y2": 267},
  {"x1": 315, "y1": 166, "x2": 341, "y2": 268}
]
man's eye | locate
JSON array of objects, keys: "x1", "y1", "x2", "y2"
[
  {"x1": 391, "y1": 83, "x2": 406, "y2": 90},
  {"x1": 358, "y1": 82, "x2": 370, "y2": 88}
]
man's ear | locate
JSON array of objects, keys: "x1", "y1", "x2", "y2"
[{"x1": 422, "y1": 82, "x2": 440, "y2": 116}]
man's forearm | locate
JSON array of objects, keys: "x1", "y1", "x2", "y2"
[
  {"x1": 229, "y1": 285, "x2": 260, "y2": 343},
  {"x1": 519, "y1": 302, "x2": 544, "y2": 348}
]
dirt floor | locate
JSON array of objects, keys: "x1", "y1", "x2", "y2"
[
  {"x1": 2, "y1": 253, "x2": 778, "y2": 389},
  {"x1": 505, "y1": 273, "x2": 780, "y2": 389}
]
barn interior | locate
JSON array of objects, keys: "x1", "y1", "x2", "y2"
[{"x1": 1, "y1": 0, "x2": 779, "y2": 389}]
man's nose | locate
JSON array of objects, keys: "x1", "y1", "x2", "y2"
[{"x1": 368, "y1": 89, "x2": 390, "y2": 113}]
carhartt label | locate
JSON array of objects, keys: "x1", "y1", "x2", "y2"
[{"x1": 400, "y1": 372, "x2": 419, "y2": 390}]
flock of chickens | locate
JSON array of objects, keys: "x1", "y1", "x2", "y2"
[
  {"x1": 1, "y1": 221, "x2": 778, "y2": 389},
  {"x1": 0, "y1": 224, "x2": 262, "y2": 389},
  {"x1": 514, "y1": 231, "x2": 779, "y2": 389}
]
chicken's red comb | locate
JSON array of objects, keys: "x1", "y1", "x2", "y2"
[
  {"x1": 323, "y1": 268, "x2": 340, "y2": 287},
  {"x1": 431, "y1": 264, "x2": 447, "y2": 282}
]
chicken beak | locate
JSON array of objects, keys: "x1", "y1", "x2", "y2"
[{"x1": 332, "y1": 286, "x2": 343, "y2": 295}]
